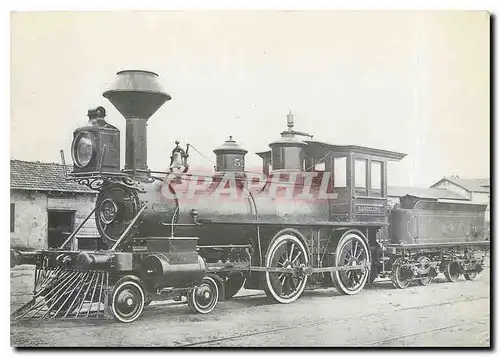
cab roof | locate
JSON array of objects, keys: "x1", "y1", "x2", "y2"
[{"x1": 257, "y1": 140, "x2": 406, "y2": 162}]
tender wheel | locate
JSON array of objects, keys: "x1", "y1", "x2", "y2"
[
  {"x1": 444, "y1": 260, "x2": 461, "y2": 283},
  {"x1": 109, "y1": 277, "x2": 145, "y2": 323},
  {"x1": 187, "y1": 276, "x2": 219, "y2": 314},
  {"x1": 391, "y1": 259, "x2": 412, "y2": 289},
  {"x1": 332, "y1": 232, "x2": 370, "y2": 295},
  {"x1": 464, "y1": 272, "x2": 478, "y2": 281},
  {"x1": 264, "y1": 234, "x2": 309, "y2": 304},
  {"x1": 416, "y1": 256, "x2": 434, "y2": 286},
  {"x1": 224, "y1": 275, "x2": 245, "y2": 300}
]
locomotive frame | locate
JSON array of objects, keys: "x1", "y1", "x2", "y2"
[{"x1": 11, "y1": 70, "x2": 489, "y2": 323}]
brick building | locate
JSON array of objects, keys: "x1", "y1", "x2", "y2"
[{"x1": 10, "y1": 160, "x2": 98, "y2": 250}]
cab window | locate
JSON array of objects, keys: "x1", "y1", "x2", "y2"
[
  {"x1": 354, "y1": 159, "x2": 367, "y2": 195},
  {"x1": 371, "y1": 161, "x2": 382, "y2": 196},
  {"x1": 334, "y1": 157, "x2": 347, "y2": 187}
]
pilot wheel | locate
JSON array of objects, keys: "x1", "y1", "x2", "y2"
[
  {"x1": 109, "y1": 276, "x2": 145, "y2": 323},
  {"x1": 187, "y1": 276, "x2": 219, "y2": 314}
]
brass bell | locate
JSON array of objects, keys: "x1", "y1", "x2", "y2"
[
  {"x1": 169, "y1": 141, "x2": 190, "y2": 173},
  {"x1": 170, "y1": 151, "x2": 183, "y2": 171}
]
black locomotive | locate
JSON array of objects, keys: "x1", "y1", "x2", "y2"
[{"x1": 11, "y1": 70, "x2": 489, "y2": 323}]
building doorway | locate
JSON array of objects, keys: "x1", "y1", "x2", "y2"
[{"x1": 47, "y1": 210, "x2": 75, "y2": 248}]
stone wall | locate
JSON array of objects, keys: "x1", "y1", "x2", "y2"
[{"x1": 10, "y1": 190, "x2": 98, "y2": 250}]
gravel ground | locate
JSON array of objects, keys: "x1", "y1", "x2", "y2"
[{"x1": 10, "y1": 265, "x2": 490, "y2": 347}]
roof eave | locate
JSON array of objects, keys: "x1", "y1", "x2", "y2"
[{"x1": 11, "y1": 187, "x2": 97, "y2": 194}]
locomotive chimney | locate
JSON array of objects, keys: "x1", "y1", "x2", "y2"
[{"x1": 103, "y1": 70, "x2": 171, "y2": 178}]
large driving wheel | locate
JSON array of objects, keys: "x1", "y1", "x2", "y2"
[
  {"x1": 444, "y1": 261, "x2": 461, "y2": 282},
  {"x1": 187, "y1": 276, "x2": 219, "y2": 314},
  {"x1": 391, "y1": 258, "x2": 412, "y2": 289},
  {"x1": 416, "y1": 256, "x2": 434, "y2": 286},
  {"x1": 264, "y1": 234, "x2": 309, "y2": 304},
  {"x1": 224, "y1": 275, "x2": 245, "y2": 300},
  {"x1": 332, "y1": 232, "x2": 370, "y2": 295},
  {"x1": 109, "y1": 277, "x2": 145, "y2": 323}
]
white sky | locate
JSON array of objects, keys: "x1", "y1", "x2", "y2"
[{"x1": 10, "y1": 11, "x2": 490, "y2": 187}]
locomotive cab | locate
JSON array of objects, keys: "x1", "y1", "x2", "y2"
[
  {"x1": 257, "y1": 114, "x2": 406, "y2": 225},
  {"x1": 304, "y1": 143, "x2": 406, "y2": 224}
]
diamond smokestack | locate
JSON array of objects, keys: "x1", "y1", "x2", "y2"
[{"x1": 103, "y1": 70, "x2": 171, "y2": 178}]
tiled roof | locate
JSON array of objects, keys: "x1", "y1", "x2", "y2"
[
  {"x1": 445, "y1": 177, "x2": 490, "y2": 193},
  {"x1": 10, "y1": 160, "x2": 96, "y2": 193},
  {"x1": 388, "y1": 186, "x2": 468, "y2": 201}
]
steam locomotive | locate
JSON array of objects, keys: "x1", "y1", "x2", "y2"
[{"x1": 11, "y1": 70, "x2": 489, "y2": 323}]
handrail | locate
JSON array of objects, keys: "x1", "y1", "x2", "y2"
[
  {"x1": 110, "y1": 205, "x2": 147, "y2": 251},
  {"x1": 58, "y1": 207, "x2": 97, "y2": 249}
]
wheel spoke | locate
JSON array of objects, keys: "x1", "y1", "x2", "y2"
[
  {"x1": 353, "y1": 241, "x2": 358, "y2": 260},
  {"x1": 291, "y1": 250, "x2": 302, "y2": 264},
  {"x1": 289, "y1": 243, "x2": 295, "y2": 262},
  {"x1": 279, "y1": 274, "x2": 287, "y2": 285},
  {"x1": 353, "y1": 272, "x2": 360, "y2": 285},
  {"x1": 289, "y1": 276, "x2": 297, "y2": 291}
]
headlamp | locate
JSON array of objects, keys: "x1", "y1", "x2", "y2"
[{"x1": 72, "y1": 131, "x2": 95, "y2": 168}]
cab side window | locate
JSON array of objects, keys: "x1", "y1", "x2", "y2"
[
  {"x1": 354, "y1": 159, "x2": 367, "y2": 195},
  {"x1": 371, "y1": 161, "x2": 382, "y2": 196},
  {"x1": 334, "y1": 157, "x2": 347, "y2": 187}
]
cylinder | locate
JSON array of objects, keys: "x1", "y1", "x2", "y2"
[{"x1": 141, "y1": 253, "x2": 206, "y2": 288}]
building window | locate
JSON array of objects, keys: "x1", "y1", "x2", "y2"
[{"x1": 10, "y1": 203, "x2": 15, "y2": 233}]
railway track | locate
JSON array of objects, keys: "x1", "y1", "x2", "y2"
[
  {"x1": 176, "y1": 295, "x2": 489, "y2": 347},
  {"x1": 365, "y1": 318, "x2": 490, "y2": 346}
]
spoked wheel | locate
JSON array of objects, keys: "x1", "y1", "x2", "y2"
[
  {"x1": 224, "y1": 274, "x2": 245, "y2": 300},
  {"x1": 464, "y1": 272, "x2": 478, "y2": 281},
  {"x1": 332, "y1": 232, "x2": 371, "y2": 295},
  {"x1": 444, "y1": 260, "x2": 461, "y2": 283},
  {"x1": 187, "y1": 276, "x2": 219, "y2": 314},
  {"x1": 391, "y1": 259, "x2": 413, "y2": 289},
  {"x1": 109, "y1": 277, "x2": 145, "y2": 323},
  {"x1": 416, "y1": 256, "x2": 434, "y2": 286},
  {"x1": 264, "y1": 234, "x2": 309, "y2": 304}
]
